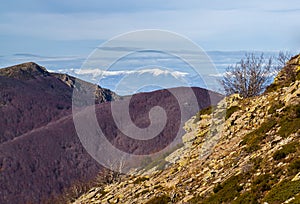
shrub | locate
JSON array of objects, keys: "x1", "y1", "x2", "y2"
[
  {"x1": 268, "y1": 101, "x2": 285, "y2": 115},
  {"x1": 252, "y1": 174, "x2": 274, "y2": 192},
  {"x1": 221, "y1": 53, "x2": 272, "y2": 98},
  {"x1": 232, "y1": 191, "x2": 259, "y2": 204},
  {"x1": 251, "y1": 157, "x2": 262, "y2": 170},
  {"x1": 241, "y1": 120, "x2": 276, "y2": 152},
  {"x1": 277, "y1": 105, "x2": 300, "y2": 138},
  {"x1": 273, "y1": 142, "x2": 297, "y2": 160},
  {"x1": 145, "y1": 194, "x2": 171, "y2": 204},
  {"x1": 213, "y1": 183, "x2": 223, "y2": 193},
  {"x1": 264, "y1": 180, "x2": 300, "y2": 203},
  {"x1": 288, "y1": 158, "x2": 300, "y2": 176},
  {"x1": 225, "y1": 106, "x2": 241, "y2": 120},
  {"x1": 189, "y1": 195, "x2": 203, "y2": 204},
  {"x1": 194, "y1": 106, "x2": 213, "y2": 123},
  {"x1": 202, "y1": 175, "x2": 244, "y2": 203},
  {"x1": 133, "y1": 176, "x2": 149, "y2": 184}
]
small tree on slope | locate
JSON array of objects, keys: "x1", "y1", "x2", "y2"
[{"x1": 221, "y1": 53, "x2": 272, "y2": 98}]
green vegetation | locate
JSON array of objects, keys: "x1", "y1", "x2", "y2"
[
  {"x1": 194, "y1": 106, "x2": 213, "y2": 123},
  {"x1": 252, "y1": 173, "x2": 275, "y2": 192},
  {"x1": 213, "y1": 183, "x2": 223, "y2": 193},
  {"x1": 192, "y1": 169, "x2": 281, "y2": 204},
  {"x1": 266, "y1": 82, "x2": 284, "y2": 93},
  {"x1": 273, "y1": 142, "x2": 297, "y2": 160},
  {"x1": 189, "y1": 102, "x2": 300, "y2": 204},
  {"x1": 277, "y1": 105, "x2": 300, "y2": 137},
  {"x1": 194, "y1": 104, "x2": 242, "y2": 123},
  {"x1": 145, "y1": 194, "x2": 171, "y2": 204},
  {"x1": 232, "y1": 191, "x2": 259, "y2": 204},
  {"x1": 233, "y1": 173, "x2": 277, "y2": 204},
  {"x1": 268, "y1": 101, "x2": 284, "y2": 115},
  {"x1": 251, "y1": 156, "x2": 263, "y2": 170},
  {"x1": 241, "y1": 119, "x2": 277, "y2": 152},
  {"x1": 188, "y1": 195, "x2": 204, "y2": 204},
  {"x1": 241, "y1": 104, "x2": 300, "y2": 153},
  {"x1": 225, "y1": 105, "x2": 241, "y2": 120},
  {"x1": 264, "y1": 180, "x2": 300, "y2": 203},
  {"x1": 288, "y1": 158, "x2": 300, "y2": 176},
  {"x1": 278, "y1": 118, "x2": 300, "y2": 138},
  {"x1": 265, "y1": 62, "x2": 300, "y2": 93},
  {"x1": 201, "y1": 175, "x2": 243, "y2": 203}
]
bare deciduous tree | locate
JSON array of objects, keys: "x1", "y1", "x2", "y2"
[
  {"x1": 276, "y1": 51, "x2": 292, "y2": 72},
  {"x1": 104, "y1": 156, "x2": 127, "y2": 184},
  {"x1": 221, "y1": 53, "x2": 272, "y2": 98}
]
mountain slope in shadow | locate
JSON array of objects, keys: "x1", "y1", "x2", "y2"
[{"x1": 0, "y1": 62, "x2": 223, "y2": 203}]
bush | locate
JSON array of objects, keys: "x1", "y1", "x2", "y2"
[
  {"x1": 277, "y1": 105, "x2": 300, "y2": 138},
  {"x1": 213, "y1": 183, "x2": 223, "y2": 193},
  {"x1": 189, "y1": 195, "x2": 203, "y2": 204},
  {"x1": 288, "y1": 158, "x2": 300, "y2": 176},
  {"x1": 232, "y1": 191, "x2": 259, "y2": 204},
  {"x1": 241, "y1": 120, "x2": 277, "y2": 152},
  {"x1": 133, "y1": 176, "x2": 149, "y2": 184},
  {"x1": 202, "y1": 175, "x2": 244, "y2": 203},
  {"x1": 194, "y1": 106, "x2": 213, "y2": 123},
  {"x1": 221, "y1": 53, "x2": 272, "y2": 98},
  {"x1": 225, "y1": 106, "x2": 241, "y2": 120},
  {"x1": 252, "y1": 173, "x2": 274, "y2": 192},
  {"x1": 264, "y1": 180, "x2": 300, "y2": 203},
  {"x1": 251, "y1": 157, "x2": 262, "y2": 170},
  {"x1": 273, "y1": 142, "x2": 297, "y2": 160},
  {"x1": 268, "y1": 101, "x2": 285, "y2": 115},
  {"x1": 145, "y1": 195, "x2": 171, "y2": 204}
]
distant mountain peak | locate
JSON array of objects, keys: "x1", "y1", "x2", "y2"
[{"x1": 0, "y1": 62, "x2": 49, "y2": 80}]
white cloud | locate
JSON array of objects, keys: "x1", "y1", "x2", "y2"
[
  {"x1": 73, "y1": 68, "x2": 188, "y2": 79},
  {"x1": 208, "y1": 72, "x2": 225, "y2": 77}
]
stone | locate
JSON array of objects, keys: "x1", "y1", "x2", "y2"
[{"x1": 292, "y1": 172, "x2": 300, "y2": 181}]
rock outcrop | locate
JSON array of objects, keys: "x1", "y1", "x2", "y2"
[{"x1": 72, "y1": 54, "x2": 300, "y2": 204}]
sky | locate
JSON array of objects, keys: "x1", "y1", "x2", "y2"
[
  {"x1": 1, "y1": 1, "x2": 299, "y2": 57},
  {"x1": 0, "y1": 0, "x2": 299, "y2": 94}
]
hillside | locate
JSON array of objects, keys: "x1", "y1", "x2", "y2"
[
  {"x1": 0, "y1": 62, "x2": 223, "y2": 204},
  {"x1": 73, "y1": 55, "x2": 300, "y2": 204},
  {"x1": 0, "y1": 62, "x2": 119, "y2": 143},
  {"x1": 0, "y1": 62, "x2": 119, "y2": 203}
]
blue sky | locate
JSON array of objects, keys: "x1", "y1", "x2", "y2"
[
  {"x1": 0, "y1": 0, "x2": 300, "y2": 94},
  {"x1": 1, "y1": 0, "x2": 299, "y2": 59}
]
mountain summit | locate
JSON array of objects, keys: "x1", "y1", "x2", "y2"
[
  {"x1": 0, "y1": 62, "x2": 49, "y2": 80},
  {"x1": 0, "y1": 62, "x2": 119, "y2": 203}
]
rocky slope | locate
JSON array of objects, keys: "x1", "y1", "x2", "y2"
[
  {"x1": 73, "y1": 55, "x2": 300, "y2": 204},
  {"x1": 0, "y1": 62, "x2": 223, "y2": 204}
]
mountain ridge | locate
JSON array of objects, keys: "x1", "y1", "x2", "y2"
[
  {"x1": 72, "y1": 54, "x2": 300, "y2": 204},
  {"x1": 0, "y1": 62, "x2": 223, "y2": 204},
  {"x1": 0, "y1": 62, "x2": 49, "y2": 80}
]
